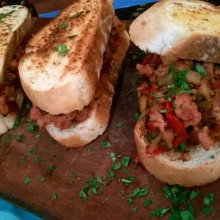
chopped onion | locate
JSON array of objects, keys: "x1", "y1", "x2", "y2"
[
  {"x1": 186, "y1": 70, "x2": 201, "y2": 85},
  {"x1": 198, "y1": 80, "x2": 211, "y2": 101}
]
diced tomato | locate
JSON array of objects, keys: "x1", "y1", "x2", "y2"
[
  {"x1": 173, "y1": 133, "x2": 188, "y2": 147},
  {"x1": 147, "y1": 122, "x2": 158, "y2": 131},
  {"x1": 211, "y1": 80, "x2": 220, "y2": 89},
  {"x1": 146, "y1": 146, "x2": 165, "y2": 157},
  {"x1": 142, "y1": 54, "x2": 162, "y2": 66},
  {"x1": 166, "y1": 112, "x2": 186, "y2": 134}
]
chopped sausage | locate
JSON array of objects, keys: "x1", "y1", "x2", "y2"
[{"x1": 149, "y1": 111, "x2": 167, "y2": 133}]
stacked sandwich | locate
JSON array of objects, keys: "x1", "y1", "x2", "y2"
[
  {"x1": 130, "y1": 0, "x2": 220, "y2": 186},
  {"x1": 0, "y1": 5, "x2": 31, "y2": 134},
  {"x1": 19, "y1": 0, "x2": 130, "y2": 147}
]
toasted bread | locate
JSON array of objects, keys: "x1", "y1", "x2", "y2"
[
  {"x1": 0, "y1": 5, "x2": 31, "y2": 82},
  {"x1": 46, "y1": 19, "x2": 130, "y2": 147},
  {"x1": 19, "y1": 0, "x2": 115, "y2": 115},
  {"x1": 134, "y1": 118, "x2": 220, "y2": 187},
  {"x1": 129, "y1": 0, "x2": 220, "y2": 63}
]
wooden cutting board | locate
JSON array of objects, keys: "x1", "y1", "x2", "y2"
[{"x1": 0, "y1": 18, "x2": 219, "y2": 220}]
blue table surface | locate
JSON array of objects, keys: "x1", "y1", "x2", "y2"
[{"x1": 0, "y1": 0, "x2": 157, "y2": 219}]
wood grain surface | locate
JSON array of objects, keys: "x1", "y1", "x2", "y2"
[{"x1": 0, "y1": 18, "x2": 219, "y2": 220}]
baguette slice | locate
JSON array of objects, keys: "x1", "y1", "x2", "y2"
[
  {"x1": 0, "y1": 5, "x2": 31, "y2": 82},
  {"x1": 45, "y1": 19, "x2": 130, "y2": 147},
  {"x1": 134, "y1": 118, "x2": 220, "y2": 187},
  {"x1": 129, "y1": 0, "x2": 220, "y2": 63},
  {"x1": 19, "y1": 0, "x2": 115, "y2": 115}
]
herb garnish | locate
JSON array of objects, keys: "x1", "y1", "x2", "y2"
[
  {"x1": 143, "y1": 198, "x2": 152, "y2": 207},
  {"x1": 34, "y1": 157, "x2": 41, "y2": 163},
  {"x1": 12, "y1": 117, "x2": 21, "y2": 129},
  {"x1": 201, "y1": 192, "x2": 214, "y2": 215},
  {"x1": 47, "y1": 165, "x2": 56, "y2": 176},
  {"x1": 54, "y1": 44, "x2": 68, "y2": 55},
  {"x1": 60, "y1": 23, "x2": 68, "y2": 29},
  {"x1": 53, "y1": 193, "x2": 57, "y2": 200},
  {"x1": 102, "y1": 141, "x2": 111, "y2": 148},
  {"x1": 68, "y1": 35, "x2": 78, "y2": 39},
  {"x1": 21, "y1": 156, "x2": 27, "y2": 166},
  {"x1": 195, "y1": 64, "x2": 206, "y2": 75},
  {"x1": 115, "y1": 122, "x2": 123, "y2": 128},
  {"x1": 15, "y1": 135, "x2": 23, "y2": 142},
  {"x1": 40, "y1": 177, "x2": 45, "y2": 182},
  {"x1": 24, "y1": 177, "x2": 31, "y2": 185},
  {"x1": 28, "y1": 124, "x2": 38, "y2": 133}
]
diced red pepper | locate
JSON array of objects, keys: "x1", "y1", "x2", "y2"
[
  {"x1": 147, "y1": 122, "x2": 158, "y2": 131},
  {"x1": 165, "y1": 101, "x2": 172, "y2": 113},
  {"x1": 146, "y1": 146, "x2": 165, "y2": 157}
]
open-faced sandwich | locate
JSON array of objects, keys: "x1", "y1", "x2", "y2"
[
  {"x1": 129, "y1": 0, "x2": 220, "y2": 186},
  {"x1": 19, "y1": 0, "x2": 130, "y2": 147}
]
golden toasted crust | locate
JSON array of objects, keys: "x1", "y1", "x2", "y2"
[
  {"x1": 134, "y1": 119, "x2": 220, "y2": 187},
  {"x1": 19, "y1": 0, "x2": 115, "y2": 115},
  {"x1": 0, "y1": 5, "x2": 31, "y2": 82},
  {"x1": 46, "y1": 19, "x2": 130, "y2": 147},
  {"x1": 129, "y1": 0, "x2": 220, "y2": 63}
]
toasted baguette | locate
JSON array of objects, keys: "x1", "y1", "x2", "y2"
[
  {"x1": 134, "y1": 118, "x2": 220, "y2": 187},
  {"x1": 0, "y1": 5, "x2": 31, "y2": 82},
  {"x1": 19, "y1": 0, "x2": 115, "y2": 115},
  {"x1": 45, "y1": 19, "x2": 130, "y2": 147},
  {"x1": 129, "y1": 0, "x2": 220, "y2": 63}
]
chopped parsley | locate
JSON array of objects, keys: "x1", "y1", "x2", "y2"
[
  {"x1": 12, "y1": 117, "x2": 21, "y2": 129},
  {"x1": 20, "y1": 156, "x2": 27, "y2": 166},
  {"x1": 102, "y1": 141, "x2": 111, "y2": 148},
  {"x1": 28, "y1": 149, "x2": 36, "y2": 155},
  {"x1": 53, "y1": 193, "x2": 57, "y2": 200},
  {"x1": 15, "y1": 135, "x2": 23, "y2": 142},
  {"x1": 124, "y1": 167, "x2": 130, "y2": 174},
  {"x1": 210, "y1": 155, "x2": 215, "y2": 159},
  {"x1": 28, "y1": 124, "x2": 38, "y2": 133},
  {"x1": 54, "y1": 44, "x2": 68, "y2": 55},
  {"x1": 110, "y1": 153, "x2": 116, "y2": 163},
  {"x1": 113, "y1": 162, "x2": 121, "y2": 170},
  {"x1": 201, "y1": 192, "x2": 214, "y2": 216},
  {"x1": 150, "y1": 207, "x2": 170, "y2": 217},
  {"x1": 25, "y1": 102, "x2": 32, "y2": 110},
  {"x1": 8, "y1": 27, "x2": 12, "y2": 31},
  {"x1": 195, "y1": 64, "x2": 206, "y2": 75},
  {"x1": 34, "y1": 157, "x2": 41, "y2": 163},
  {"x1": 121, "y1": 157, "x2": 130, "y2": 167},
  {"x1": 47, "y1": 165, "x2": 56, "y2": 176},
  {"x1": 133, "y1": 206, "x2": 138, "y2": 212},
  {"x1": 115, "y1": 121, "x2": 123, "y2": 128},
  {"x1": 68, "y1": 35, "x2": 78, "y2": 39},
  {"x1": 24, "y1": 177, "x2": 31, "y2": 185},
  {"x1": 134, "y1": 112, "x2": 142, "y2": 120},
  {"x1": 72, "y1": 172, "x2": 77, "y2": 178},
  {"x1": 60, "y1": 23, "x2": 68, "y2": 28},
  {"x1": 70, "y1": 197, "x2": 74, "y2": 201},
  {"x1": 0, "y1": 11, "x2": 13, "y2": 23},
  {"x1": 104, "y1": 196, "x2": 109, "y2": 202},
  {"x1": 143, "y1": 198, "x2": 152, "y2": 207},
  {"x1": 190, "y1": 190, "x2": 200, "y2": 200},
  {"x1": 40, "y1": 177, "x2": 45, "y2": 182},
  {"x1": 35, "y1": 134, "x2": 41, "y2": 139},
  {"x1": 51, "y1": 37, "x2": 55, "y2": 41},
  {"x1": 179, "y1": 143, "x2": 187, "y2": 152},
  {"x1": 87, "y1": 147, "x2": 93, "y2": 152},
  {"x1": 2, "y1": 133, "x2": 12, "y2": 144}
]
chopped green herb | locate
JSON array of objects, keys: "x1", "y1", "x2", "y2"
[
  {"x1": 70, "y1": 197, "x2": 74, "y2": 201},
  {"x1": 26, "y1": 117, "x2": 32, "y2": 123},
  {"x1": 104, "y1": 196, "x2": 109, "y2": 202},
  {"x1": 40, "y1": 177, "x2": 45, "y2": 182},
  {"x1": 150, "y1": 207, "x2": 170, "y2": 217},
  {"x1": 201, "y1": 206, "x2": 213, "y2": 215},
  {"x1": 203, "y1": 192, "x2": 214, "y2": 206},
  {"x1": 195, "y1": 64, "x2": 206, "y2": 75},
  {"x1": 102, "y1": 141, "x2": 111, "y2": 148},
  {"x1": 113, "y1": 162, "x2": 121, "y2": 170},
  {"x1": 190, "y1": 190, "x2": 200, "y2": 200},
  {"x1": 73, "y1": 11, "x2": 83, "y2": 18},
  {"x1": 28, "y1": 149, "x2": 36, "y2": 155},
  {"x1": 180, "y1": 210, "x2": 194, "y2": 220},
  {"x1": 68, "y1": 35, "x2": 78, "y2": 39},
  {"x1": 12, "y1": 117, "x2": 21, "y2": 129},
  {"x1": 110, "y1": 153, "x2": 116, "y2": 162},
  {"x1": 25, "y1": 102, "x2": 31, "y2": 110},
  {"x1": 51, "y1": 37, "x2": 55, "y2": 41},
  {"x1": 133, "y1": 206, "x2": 138, "y2": 212},
  {"x1": 34, "y1": 157, "x2": 41, "y2": 163},
  {"x1": 28, "y1": 124, "x2": 38, "y2": 133},
  {"x1": 79, "y1": 190, "x2": 87, "y2": 199},
  {"x1": 124, "y1": 167, "x2": 130, "y2": 174},
  {"x1": 180, "y1": 142, "x2": 187, "y2": 152},
  {"x1": 24, "y1": 177, "x2": 31, "y2": 185},
  {"x1": 107, "y1": 169, "x2": 115, "y2": 178},
  {"x1": 35, "y1": 134, "x2": 41, "y2": 139},
  {"x1": 2, "y1": 133, "x2": 12, "y2": 144},
  {"x1": 15, "y1": 135, "x2": 23, "y2": 142},
  {"x1": 210, "y1": 155, "x2": 215, "y2": 159},
  {"x1": 115, "y1": 121, "x2": 123, "y2": 128},
  {"x1": 160, "y1": 109, "x2": 167, "y2": 114},
  {"x1": 87, "y1": 147, "x2": 93, "y2": 152},
  {"x1": 54, "y1": 44, "x2": 68, "y2": 55},
  {"x1": 47, "y1": 165, "x2": 56, "y2": 175},
  {"x1": 70, "y1": 179, "x2": 74, "y2": 184},
  {"x1": 72, "y1": 172, "x2": 77, "y2": 178},
  {"x1": 143, "y1": 198, "x2": 152, "y2": 207},
  {"x1": 8, "y1": 27, "x2": 12, "y2": 31},
  {"x1": 121, "y1": 157, "x2": 130, "y2": 167},
  {"x1": 3, "y1": 43, "x2": 8, "y2": 46},
  {"x1": 21, "y1": 156, "x2": 27, "y2": 166},
  {"x1": 51, "y1": 139, "x2": 57, "y2": 144},
  {"x1": 60, "y1": 23, "x2": 68, "y2": 28},
  {"x1": 134, "y1": 112, "x2": 141, "y2": 120},
  {"x1": 53, "y1": 193, "x2": 57, "y2": 200}
]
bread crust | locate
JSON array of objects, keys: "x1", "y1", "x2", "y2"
[
  {"x1": 19, "y1": 0, "x2": 115, "y2": 115},
  {"x1": 46, "y1": 19, "x2": 130, "y2": 147},
  {"x1": 0, "y1": 5, "x2": 31, "y2": 82},
  {"x1": 134, "y1": 119, "x2": 220, "y2": 187},
  {"x1": 129, "y1": 0, "x2": 220, "y2": 63}
]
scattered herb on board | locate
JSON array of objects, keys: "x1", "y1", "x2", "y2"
[
  {"x1": 2, "y1": 133, "x2": 12, "y2": 144},
  {"x1": 143, "y1": 198, "x2": 152, "y2": 207},
  {"x1": 25, "y1": 102, "x2": 31, "y2": 110},
  {"x1": 124, "y1": 167, "x2": 129, "y2": 174},
  {"x1": 190, "y1": 190, "x2": 200, "y2": 200},
  {"x1": 28, "y1": 149, "x2": 36, "y2": 155},
  {"x1": 12, "y1": 117, "x2": 21, "y2": 129},
  {"x1": 72, "y1": 172, "x2": 77, "y2": 178},
  {"x1": 34, "y1": 157, "x2": 41, "y2": 163},
  {"x1": 104, "y1": 196, "x2": 109, "y2": 202},
  {"x1": 121, "y1": 157, "x2": 130, "y2": 167},
  {"x1": 134, "y1": 112, "x2": 142, "y2": 120},
  {"x1": 53, "y1": 194, "x2": 57, "y2": 200},
  {"x1": 24, "y1": 177, "x2": 31, "y2": 185},
  {"x1": 35, "y1": 134, "x2": 41, "y2": 139},
  {"x1": 133, "y1": 206, "x2": 138, "y2": 212},
  {"x1": 54, "y1": 44, "x2": 68, "y2": 55},
  {"x1": 39, "y1": 177, "x2": 45, "y2": 182},
  {"x1": 150, "y1": 208, "x2": 170, "y2": 217},
  {"x1": 87, "y1": 147, "x2": 93, "y2": 152},
  {"x1": 68, "y1": 35, "x2": 78, "y2": 39},
  {"x1": 15, "y1": 135, "x2": 23, "y2": 142},
  {"x1": 179, "y1": 142, "x2": 187, "y2": 152},
  {"x1": 47, "y1": 165, "x2": 56, "y2": 176},
  {"x1": 102, "y1": 141, "x2": 111, "y2": 148},
  {"x1": 112, "y1": 162, "x2": 121, "y2": 170},
  {"x1": 28, "y1": 124, "x2": 38, "y2": 133},
  {"x1": 20, "y1": 156, "x2": 27, "y2": 166},
  {"x1": 51, "y1": 139, "x2": 57, "y2": 144},
  {"x1": 70, "y1": 197, "x2": 74, "y2": 201},
  {"x1": 201, "y1": 192, "x2": 214, "y2": 216},
  {"x1": 115, "y1": 122, "x2": 123, "y2": 128},
  {"x1": 128, "y1": 188, "x2": 149, "y2": 205},
  {"x1": 110, "y1": 153, "x2": 116, "y2": 163}
]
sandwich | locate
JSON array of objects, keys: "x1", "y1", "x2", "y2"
[
  {"x1": 0, "y1": 5, "x2": 31, "y2": 135},
  {"x1": 19, "y1": 0, "x2": 130, "y2": 147},
  {"x1": 129, "y1": 0, "x2": 220, "y2": 186}
]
